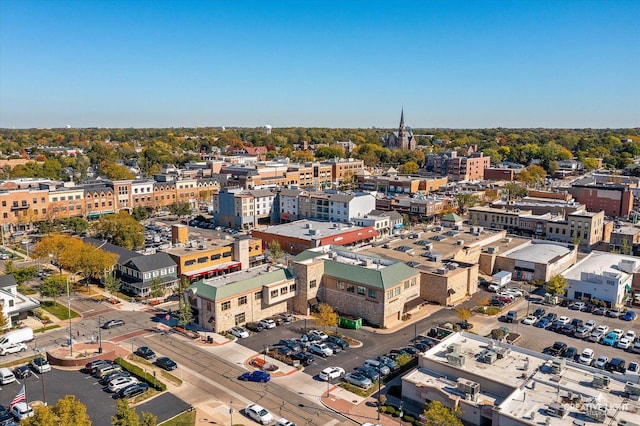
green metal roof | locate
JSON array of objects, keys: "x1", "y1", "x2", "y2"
[
  {"x1": 441, "y1": 213, "x2": 463, "y2": 222},
  {"x1": 188, "y1": 268, "x2": 295, "y2": 301},
  {"x1": 323, "y1": 260, "x2": 418, "y2": 290}
]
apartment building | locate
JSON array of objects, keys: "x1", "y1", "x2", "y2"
[
  {"x1": 322, "y1": 158, "x2": 365, "y2": 184},
  {"x1": 425, "y1": 151, "x2": 491, "y2": 181},
  {"x1": 298, "y1": 190, "x2": 376, "y2": 223},
  {"x1": 278, "y1": 188, "x2": 304, "y2": 222},
  {"x1": 356, "y1": 174, "x2": 448, "y2": 195},
  {"x1": 545, "y1": 209, "x2": 605, "y2": 247},
  {"x1": 567, "y1": 178, "x2": 635, "y2": 217},
  {"x1": 469, "y1": 206, "x2": 532, "y2": 232},
  {"x1": 131, "y1": 179, "x2": 155, "y2": 210}
]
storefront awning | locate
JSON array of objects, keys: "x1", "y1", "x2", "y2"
[{"x1": 404, "y1": 297, "x2": 427, "y2": 312}]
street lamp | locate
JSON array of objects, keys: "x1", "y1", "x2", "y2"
[
  {"x1": 66, "y1": 275, "x2": 73, "y2": 356},
  {"x1": 97, "y1": 316, "x2": 103, "y2": 354},
  {"x1": 377, "y1": 363, "x2": 382, "y2": 420},
  {"x1": 229, "y1": 400, "x2": 233, "y2": 426}
]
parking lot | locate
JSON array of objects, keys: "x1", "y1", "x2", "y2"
[
  {"x1": 0, "y1": 365, "x2": 189, "y2": 425},
  {"x1": 489, "y1": 296, "x2": 640, "y2": 369}
]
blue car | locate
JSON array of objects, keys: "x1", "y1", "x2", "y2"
[
  {"x1": 601, "y1": 331, "x2": 619, "y2": 346},
  {"x1": 622, "y1": 310, "x2": 637, "y2": 321},
  {"x1": 534, "y1": 318, "x2": 550, "y2": 328},
  {"x1": 238, "y1": 370, "x2": 270, "y2": 383}
]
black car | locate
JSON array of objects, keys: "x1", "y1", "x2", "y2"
[
  {"x1": 559, "y1": 324, "x2": 576, "y2": 335},
  {"x1": 134, "y1": 346, "x2": 156, "y2": 360},
  {"x1": 605, "y1": 358, "x2": 626, "y2": 373},
  {"x1": 245, "y1": 322, "x2": 264, "y2": 332},
  {"x1": 85, "y1": 359, "x2": 111, "y2": 373},
  {"x1": 155, "y1": 357, "x2": 177, "y2": 371},
  {"x1": 289, "y1": 351, "x2": 314, "y2": 366},
  {"x1": 13, "y1": 365, "x2": 31, "y2": 379},
  {"x1": 325, "y1": 341, "x2": 343, "y2": 354},
  {"x1": 548, "y1": 320, "x2": 564, "y2": 332},
  {"x1": 102, "y1": 319, "x2": 125, "y2": 329},
  {"x1": 532, "y1": 308, "x2": 546, "y2": 318},
  {"x1": 490, "y1": 298, "x2": 506, "y2": 307},
  {"x1": 279, "y1": 339, "x2": 302, "y2": 352},
  {"x1": 116, "y1": 382, "x2": 149, "y2": 399},
  {"x1": 326, "y1": 335, "x2": 349, "y2": 349},
  {"x1": 563, "y1": 347, "x2": 578, "y2": 360},
  {"x1": 570, "y1": 318, "x2": 584, "y2": 328},
  {"x1": 457, "y1": 321, "x2": 473, "y2": 330},
  {"x1": 544, "y1": 341, "x2": 568, "y2": 356},
  {"x1": 544, "y1": 313, "x2": 558, "y2": 322}
]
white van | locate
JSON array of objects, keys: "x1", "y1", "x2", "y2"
[{"x1": 0, "y1": 367, "x2": 16, "y2": 385}]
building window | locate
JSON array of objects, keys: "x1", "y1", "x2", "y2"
[
  {"x1": 206, "y1": 302, "x2": 211, "y2": 311},
  {"x1": 309, "y1": 279, "x2": 317, "y2": 288},
  {"x1": 221, "y1": 301, "x2": 231, "y2": 311},
  {"x1": 238, "y1": 295, "x2": 247, "y2": 305},
  {"x1": 336, "y1": 281, "x2": 345, "y2": 290},
  {"x1": 270, "y1": 289, "x2": 278, "y2": 298},
  {"x1": 411, "y1": 277, "x2": 417, "y2": 286},
  {"x1": 254, "y1": 291, "x2": 262, "y2": 300},
  {"x1": 185, "y1": 260, "x2": 195, "y2": 266},
  {"x1": 394, "y1": 287, "x2": 401, "y2": 296},
  {"x1": 235, "y1": 313, "x2": 245, "y2": 325},
  {"x1": 289, "y1": 284, "x2": 296, "y2": 292},
  {"x1": 368, "y1": 289, "x2": 376, "y2": 298},
  {"x1": 346, "y1": 284, "x2": 355, "y2": 293},
  {"x1": 404, "y1": 280, "x2": 410, "y2": 289},
  {"x1": 280, "y1": 287, "x2": 288, "y2": 295},
  {"x1": 387, "y1": 290, "x2": 394, "y2": 300},
  {"x1": 357, "y1": 286, "x2": 366, "y2": 295},
  {"x1": 198, "y1": 257, "x2": 208, "y2": 263}
]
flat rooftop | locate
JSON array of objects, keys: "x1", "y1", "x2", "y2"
[
  {"x1": 295, "y1": 245, "x2": 396, "y2": 271},
  {"x1": 255, "y1": 220, "x2": 368, "y2": 241},
  {"x1": 202, "y1": 263, "x2": 279, "y2": 289},
  {"x1": 500, "y1": 241, "x2": 574, "y2": 264},
  {"x1": 410, "y1": 332, "x2": 640, "y2": 426},
  {"x1": 562, "y1": 251, "x2": 640, "y2": 281}
]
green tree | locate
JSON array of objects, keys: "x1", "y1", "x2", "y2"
[
  {"x1": 168, "y1": 201, "x2": 192, "y2": 218},
  {"x1": 503, "y1": 182, "x2": 528, "y2": 200},
  {"x1": 0, "y1": 304, "x2": 7, "y2": 330},
  {"x1": 111, "y1": 399, "x2": 139, "y2": 426},
  {"x1": 314, "y1": 303, "x2": 338, "y2": 330},
  {"x1": 268, "y1": 240, "x2": 284, "y2": 261},
  {"x1": 92, "y1": 212, "x2": 144, "y2": 250},
  {"x1": 40, "y1": 275, "x2": 66, "y2": 302},
  {"x1": 178, "y1": 293, "x2": 194, "y2": 327},
  {"x1": 23, "y1": 395, "x2": 92, "y2": 426},
  {"x1": 423, "y1": 400, "x2": 463, "y2": 426},
  {"x1": 398, "y1": 160, "x2": 419, "y2": 174},
  {"x1": 4, "y1": 262, "x2": 38, "y2": 285},
  {"x1": 546, "y1": 275, "x2": 568, "y2": 297},
  {"x1": 454, "y1": 193, "x2": 481, "y2": 214},
  {"x1": 103, "y1": 271, "x2": 121, "y2": 296},
  {"x1": 149, "y1": 277, "x2": 164, "y2": 299},
  {"x1": 140, "y1": 412, "x2": 157, "y2": 426},
  {"x1": 582, "y1": 157, "x2": 599, "y2": 172},
  {"x1": 131, "y1": 206, "x2": 148, "y2": 221},
  {"x1": 62, "y1": 217, "x2": 89, "y2": 234}
]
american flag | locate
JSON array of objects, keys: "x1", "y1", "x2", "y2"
[{"x1": 9, "y1": 385, "x2": 26, "y2": 410}]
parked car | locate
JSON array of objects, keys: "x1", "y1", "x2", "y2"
[
  {"x1": 593, "y1": 355, "x2": 609, "y2": 369},
  {"x1": 13, "y1": 365, "x2": 31, "y2": 379},
  {"x1": 245, "y1": 322, "x2": 264, "y2": 332},
  {"x1": 309, "y1": 343, "x2": 333, "y2": 357},
  {"x1": 548, "y1": 320, "x2": 565, "y2": 332},
  {"x1": 326, "y1": 335, "x2": 349, "y2": 349},
  {"x1": 289, "y1": 351, "x2": 314, "y2": 366},
  {"x1": 534, "y1": 318, "x2": 551, "y2": 328},
  {"x1": 570, "y1": 301, "x2": 586, "y2": 311},
  {"x1": 99, "y1": 370, "x2": 130, "y2": 385},
  {"x1": 116, "y1": 382, "x2": 149, "y2": 399},
  {"x1": 308, "y1": 329, "x2": 328, "y2": 340},
  {"x1": 279, "y1": 339, "x2": 302, "y2": 352},
  {"x1": 573, "y1": 326, "x2": 590, "y2": 339},
  {"x1": 588, "y1": 330, "x2": 605, "y2": 343},
  {"x1": 354, "y1": 366, "x2": 380, "y2": 381},
  {"x1": 108, "y1": 377, "x2": 139, "y2": 393},
  {"x1": 374, "y1": 355, "x2": 399, "y2": 371},
  {"x1": 102, "y1": 319, "x2": 125, "y2": 329},
  {"x1": 230, "y1": 327, "x2": 249, "y2": 339},
  {"x1": 238, "y1": 371, "x2": 270, "y2": 383},
  {"x1": 622, "y1": 310, "x2": 637, "y2": 321},
  {"x1": 607, "y1": 308, "x2": 622, "y2": 318},
  {"x1": 364, "y1": 359, "x2": 391, "y2": 376},
  {"x1": 592, "y1": 308, "x2": 607, "y2": 316},
  {"x1": 155, "y1": 357, "x2": 177, "y2": 371},
  {"x1": 245, "y1": 403, "x2": 274, "y2": 425},
  {"x1": 578, "y1": 348, "x2": 595, "y2": 365},
  {"x1": 532, "y1": 308, "x2": 546, "y2": 318},
  {"x1": 544, "y1": 341, "x2": 568, "y2": 356},
  {"x1": 560, "y1": 324, "x2": 576, "y2": 336},
  {"x1": 625, "y1": 361, "x2": 639, "y2": 376},
  {"x1": 10, "y1": 402, "x2": 33, "y2": 421},
  {"x1": 0, "y1": 342, "x2": 26, "y2": 356},
  {"x1": 605, "y1": 357, "x2": 626, "y2": 373},
  {"x1": 134, "y1": 346, "x2": 156, "y2": 360},
  {"x1": 31, "y1": 357, "x2": 51, "y2": 373},
  {"x1": 343, "y1": 372, "x2": 372, "y2": 389},
  {"x1": 584, "y1": 319, "x2": 597, "y2": 332},
  {"x1": 602, "y1": 331, "x2": 620, "y2": 346},
  {"x1": 521, "y1": 315, "x2": 537, "y2": 325},
  {"x1": 319, "y1": 366, "x2": 345, "y2": 381},
  {"x1": 596, "y1": 325, "x2": 610, "y2": 334},
  {"x1": 558, "y1": 316, "x2": 571, "y2": 325},
  {"x1": 543, "y1": 312, "x2": 558, "y2": 322},
  {"x1": 258, "y1": 319, "x2": 276, "y2": 329},
  {"x1": 85, "y1": 359, "x2": 111, "y2": 373},
  {"x1": 563, "y1": 347, "x2": 578, "y2": 360},
  {"x1": 617, "y1": 337, "x2": 633, "y2": 350},
  {"x1": 0, "y1": 404, "x2": 13, "y2": 426}
]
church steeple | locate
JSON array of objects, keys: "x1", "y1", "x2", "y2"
[{"x1": 399, "y1": 108, "x2": 405, "y2": 132}]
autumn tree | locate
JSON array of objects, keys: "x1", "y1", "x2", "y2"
[
  {"x1": 546, "y1": 275, "x2": 568, "y2": 296},
  {"x1": 503, "y1": 182, "x2": 528, "y2": 200},
  {"x1": 111, "y1": 399, "x2": 139, "y2": 426},
  {"x1": 456, "y1": 308, "x2": 471, "y2": 322},
  {"x1": 268, "y1": 240, "x2": 284, "y2": 261},
  {"x1": 100, "y1": 162, "x2": 135, "y2": 180},
  {"x1": 423, "y1": 400, "x2": 463, "y2": 426},
  {"x1": 290, "y1": 150, "x2": 315, "y2": 163},
  {"x1": 315, "y1": 303, "x2": 338, "y2": 330},
  {"x1": 92, "y1": 212, "x2": 144, "y2": 250},
  {"x1": 399, "y1": 160, "x2": 419, "y2": 174},
  {"x1": 131, "y1": 207, "x2": 148, "y2": 221},
  {"x1": 0, "y1": 304, "x2": 7, "y2": 330},
  {"x1": 23, "y1": 395, "x2": 92, "y2": 426},
  {"x1": 168, "y1": 201, "x2": 192, "y2": 218},
  {"x1": 454, "y1": 193, "x2": 481, "y2": 214}
]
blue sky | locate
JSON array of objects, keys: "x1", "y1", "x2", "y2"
[{"x1": 1, "y1": 0, "x2": 639, "y2": 129}]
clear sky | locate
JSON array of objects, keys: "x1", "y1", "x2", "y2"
[{"x1": 1, "y1": 0, "x2": 639, "y2": 129}]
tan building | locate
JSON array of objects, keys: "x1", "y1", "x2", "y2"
[
  {"x1": 494, "y1": 240, "x2": 577, "y2": 282},
  {"x1": 545, "y1": 209, "x2": 605, "y2": 248},
  {"x1": 419, "y1": 261, "x2": 479, "y2": 306},
  {"x1": 48, "y1": 185, "x2": 85, "y2": 221},
  {"x1": 322, "y1": 158, "x2": 364, "y2": 184}
]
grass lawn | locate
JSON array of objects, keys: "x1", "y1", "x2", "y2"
[
  {"x1": 159, "y1": 410, "x2": 196, "y2": 426},
  {"x1": 40, "y1": 300, "x2": 80, "y2": 320}
]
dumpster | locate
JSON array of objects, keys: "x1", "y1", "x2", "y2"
[{"x1": 338, "y1": 316, "x2": 362, "y2": 329}]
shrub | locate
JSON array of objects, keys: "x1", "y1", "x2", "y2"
[
  {"x1": 484, "y1": 307, "x2": 502, "y2": 316},
  {"x1": 385, "y1": 406, "x2": 396, "y2": 416},
  {"x1": 114, "y1": 357, "x2": 166, "y2": 391},
  {"x1": 491, "y1": 328, "x2": 506, "y2": 341},
  {"x1": 404, "y1": 414, "x2": 415, "y2": 423}
]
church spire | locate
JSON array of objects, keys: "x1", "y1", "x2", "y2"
[{"x1": 399, "y1": 108, "x2": 405, "y2": 131}]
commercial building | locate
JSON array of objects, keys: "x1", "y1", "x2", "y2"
[
  {"x1": 562, "y1": 251, "x2": 640, "y2": 306},
  {"x1": 567, "y1": 179, "x2": 635, "y2": 218},
  {"x1": 494, "y1": 241, "x2": 577, "y2": 282},
  {"x1": 298, "y1": 190, "x2": 376, "y2": 224},
  {"x1": 425, "y1": 151, "x2": 491, "y2": 181},
  {"x1": 401, "y1": 331, "x2": 640, "y2": 426},
  {"x1": 419, "y1": 261, "x2": 479, "y2": 306},
  {"x1": 252, "y1": 220, "x2": 378, "y2": 254}
]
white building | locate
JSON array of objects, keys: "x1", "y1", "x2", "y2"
[
  {"x1": 278, "y1": 188, "x2": 304, "y2": 222},
  {"x1": 562, "y1": 251, "x2": 639, "y2": 306},
  {"x1": 352, "y1": 214, "x2": 390, "y2": 237},
  {"x1": 0, "y1": 275, "x2": 40, "y2": 328}
]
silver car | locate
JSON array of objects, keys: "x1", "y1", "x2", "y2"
[{"x1": 343, "y1": 372, "x2": 372, "y2": 389}]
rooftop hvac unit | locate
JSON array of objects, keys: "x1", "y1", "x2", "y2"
[
  {"x1": 424, "y1": 242, "x2": 433, "y2": 250},
  {"x1": 625, "y1": 382, "x2": 640, "y2": 396},
  {"x1": 493, "y1": 347, "x2": 511, "y2": 359},
  {"x1": 457, "y1": 378, "x2": 479, "y2": 397},
  {"x1": 546, "y1": 403, "x2": 568, "y2": 419},
  {"x1": 482, "y1": 351, "x2": 498, "y2": 364},
  {"x1": 447, "y1": 353, "x2": 465, "y2": 367},
  {"x1": 435, "y1": 267, "x2": 448, "y2": 275},
  {"x1": 197, "y1": 244, "x2": 206, "y2": 250},
  {"x1": 551, "y1": 358, "x2": 566, "y2": 374},
  {"x1": 447, "y1": 343, "x2": 462, "y2": 354},
  {"x1": 504, "y1": 237, "x2": 513, "y2": 244},
  {"x1": 487, "y1": 246, "x2": 499, "y2": 254},
  {"x1": 592, "y1": 374, "x2": 610, "y2": 389},
  {"x1": 454, "y1": 224, "x2": 463, "y2": 231},
  {"x1": 618, "y1": 420, "x2": 640, "y2": 426},
  {"x1": 585, "y1": 405, "x2": 606, "y2": 423}
]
